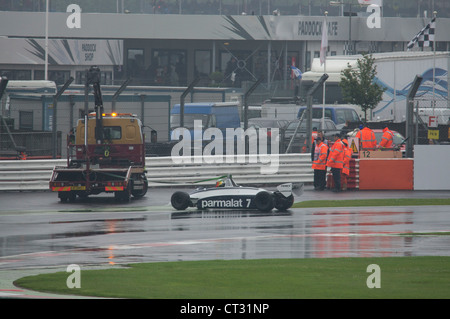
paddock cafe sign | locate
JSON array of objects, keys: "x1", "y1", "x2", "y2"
[{"x1": 297, "y1": 20, "x2": 338, "y2": 38}]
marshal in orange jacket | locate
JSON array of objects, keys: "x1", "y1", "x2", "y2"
[
  {"x1": 326, "y1": 139, "x2": 345, "y2": 169},
  {"x1": 342, "y1": 144, "x2": 352, "y2": 175},
  {"x1": 312, "y1": 142, "x2": 328, "y2": 170},
  {"x1": 379, "y1": 127, "x2": 394, "y2": 148},
  {"x1": 355, "y1": 127, "x2": 377, "y2": 149}
]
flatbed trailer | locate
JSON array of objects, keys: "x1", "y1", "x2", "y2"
[{"x1": 50, "y1": 165, "x2": 147, "y2": 202}]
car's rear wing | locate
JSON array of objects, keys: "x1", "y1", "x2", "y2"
[{"x1": 277, "y1": 182, "x2": 304, "y2": 197}]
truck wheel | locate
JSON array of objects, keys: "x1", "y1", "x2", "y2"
[
  {"x1": 67, "y1": 191, "x2": 76, "y2": 203},
  {"x1": 115, "y1": 187, "x2": 131, "y2": 202},
  {"x1": 123, "y1": 189, "x2": 131, "y2": 202},
  {"x1": 171, "y1": 191, "x2": 191, "y2": 210},
  {"x1": 131, "y1": 177, "x2": 148, "y2": 198},
  {"x1": 254, "y1": 191, "x2": 274, "y2": 212},
  {"x1": 58, "y1": 192, "x2": 68, "y2": 202},
  {"x1": 274, "y1": 194, "x2": 294, "y2": 211}
]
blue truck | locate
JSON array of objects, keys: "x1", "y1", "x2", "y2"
[
  {"x1": 170, "y1": 102, "x2": 241, "y2": 139},
  {"x1": 297, "y1": 105, "x2": 362, "y2": 130}
]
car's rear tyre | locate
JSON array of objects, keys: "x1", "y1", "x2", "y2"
[
  {"x1": 274, "y1": 194, "x2": 294, "y2": 211},
  {"x1": 171, "y1": 191, "x2": 191, "y2": 210},
  {"x1": 254, "y1": 191, "x2": 274, "y2": 212}
]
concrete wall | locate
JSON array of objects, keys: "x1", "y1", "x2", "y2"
[{"x1": 414, "y1": 145, "x2": 450, "y2": 190}]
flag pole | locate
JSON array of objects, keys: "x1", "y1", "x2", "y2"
[
  {"x1": 322, "y1": 11, "x2": 328, "y2": 131},
  {"x1": 45, "y1": 0, "x2": 49, "y2": 81},
  {"x1": 432, "y1": 11, "x2": 437, "y2": 113}
]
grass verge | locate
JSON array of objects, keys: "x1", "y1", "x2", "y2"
[{"x1": 14, "y1": 256, "x2": 450, "y2": 299}]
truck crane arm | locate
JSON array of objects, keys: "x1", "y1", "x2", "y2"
[{"x1": 86, "y1": 66, "x2": 104, "y2": 144}]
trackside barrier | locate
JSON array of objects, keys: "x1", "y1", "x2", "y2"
[
  {"x1": 358, "y1": 158, "x2": 413, "y2": 190},
  {"x1": 327, "y1": 158, "x2": 360, "y2": 190},
  {"x1": 0, "y1": 154, "x2": 315, "y2": 191}
]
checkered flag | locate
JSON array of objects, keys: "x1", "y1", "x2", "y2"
[{"x1": 407, "y1": 17, "x2": 436, "y2": 50}]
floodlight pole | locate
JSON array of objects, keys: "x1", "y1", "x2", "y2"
[
  {"x1": 52, "y1": 76, "x2": 74, "y2": 158},
  {"x1": 179, "y1": 77, "x2": 200, "y2": 128},
  {"x1": 406, "y1": 75, "x2": 423, "y2": 158},
  {"x1": 112, "y1": 77, "x2": 132, "y2": 112},
  {"x1": 306, "y1": 74, "x2": 328, "y2": 153}
]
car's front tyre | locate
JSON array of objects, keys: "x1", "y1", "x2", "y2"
[{"x1": 171, "y1": 191, "x2": 191, "y2": 210}]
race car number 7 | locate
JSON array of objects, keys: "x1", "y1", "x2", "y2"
[{"x1": 246, "y1": 198, "x2": 251, "y2": 208}]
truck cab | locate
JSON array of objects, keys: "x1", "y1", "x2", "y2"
[{"x1": 73, "y1": 112, "x2": 145, "y2": 167}]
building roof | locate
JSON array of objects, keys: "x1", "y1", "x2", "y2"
[{"x1": 1, "y1": 11, "x2": 450, "y2": 42}]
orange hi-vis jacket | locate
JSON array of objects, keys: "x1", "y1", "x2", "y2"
[
  {"x1": 379, "y1": 127, "x2": 394, "y2": 148},
  {"x1": 312, "y1": 142, "x2": 328, "y2": 170},
  {"x1": 356, "y1": 127, "x2": 377, "y2": 149},
  {"x1": 342, "y1": 147, "x2": 352, "y2": 176},
  {"x1": 302, "y1": 131, "x2": 319, "y2": 153},
  {"x1": 326, "y1": 139, "x2": 345, "y2": 169},
  {"x1": 311, "y1": 131, "x2": 318, "y2": 144}
]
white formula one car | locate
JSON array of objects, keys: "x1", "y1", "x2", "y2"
[{"x1": 170, "y1": 175, "x2": 303, "y2": 212}]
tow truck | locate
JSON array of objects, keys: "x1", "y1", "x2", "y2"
[{"x1": 49, "y1": 67, "x2": 148, "y2": 202}]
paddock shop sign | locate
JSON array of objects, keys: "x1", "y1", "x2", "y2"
[
  {"x1": 0, "y1": 38, "x2": 123, "y2": 66},
  {"x1": 298, "y1": 20, "x2": 338, "y2": 37}
]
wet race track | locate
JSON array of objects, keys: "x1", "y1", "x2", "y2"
[{"x1": 1, "y1": 187, "x2": 450, "y2": 297}]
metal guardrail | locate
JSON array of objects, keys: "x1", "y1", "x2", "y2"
[{"x1": 0, "y1": 154, "x2": 315, "y2": 191}]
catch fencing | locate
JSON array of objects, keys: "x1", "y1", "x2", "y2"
[{"x1": 0, "y1": 153, "x2": 319, "y2": 191}]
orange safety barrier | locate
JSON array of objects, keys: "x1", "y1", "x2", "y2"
[
  {"x1": 327, "y1": 159, "x2": 358, "y2": 190},
  {"x1": 359, "y1": 158, "x2": 413, "y2": 190}
]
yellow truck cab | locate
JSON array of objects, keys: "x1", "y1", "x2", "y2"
[
  {"x1": 76, "y1": 112, "x2": 143, "y2": 145},
  {"x1": 73, "y1": 112, "x2": 145, "y2": 167}
]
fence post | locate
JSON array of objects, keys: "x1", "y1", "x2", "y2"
[
  {"x1": 179, "y1": 77, "x2": 200, "y2": 128},
  {"x1": 52, "y1": 77, "x2": 74, "y2": 159},
  {"x1": 406, "y1": 75, "x2": 423, "y2": 158}
]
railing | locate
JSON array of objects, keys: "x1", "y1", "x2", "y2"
[
  {"x1": 0, "y1": 154, "x2": 318, "y2": 191},
  {"x1": 0, "y1": 131, "x2": 62, "y2": 159}
]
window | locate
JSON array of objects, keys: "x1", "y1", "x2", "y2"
[
  {"x1": 349, "y1": 109, "x2": 361, "y2": 122},
  {"x1": 312, "y1": 108, "x2": 332, "y2": 119},
  {"x1": 75, "y1": 70, "x2": 112, "y2": 85},
  {"x1": 326, "y1": 121, "x2": 336, "y2": 130},
  {"x1": 170, "y1": 114, "x2": 214, "y2": 130},
  {"x1": 19, "y1": 111, "x2": 33, "y2": 130},
  {"x1": 127, "y1": 48, "x2": 144, "y2": 79},
  {"x1": 150, "y1": 49, "x2": 187, "y2": 86},
  {"x1": 35, "y1": 70, "x2": 71, "y2": 85},
  {"x1": 220, "y1": 50, "x2": 253, "y2": 86},
  {"x1": 194, "y1": 50, "x2": 211, "y2": 77},
  {"x1": 0, "y1": 70, "x2": 31, "y2": 80},
  {"x1": 305, "y1": 51, "x2": 311, "y2": 71},
  {"x1": 103, "y1": 126, "x2": 121, "y2": 140},
  {"x1": 287, "y1": 52, "x2": 300, "y2": 79},
  {"x1": 335, "y1": 109, "x2": 347, "y2": 125}
]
